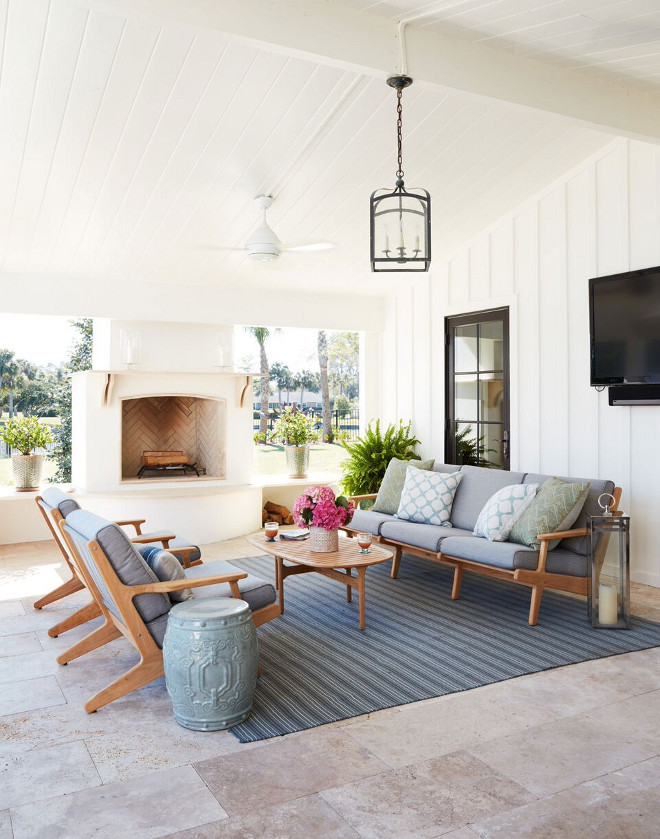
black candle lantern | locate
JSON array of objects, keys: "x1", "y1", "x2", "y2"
[
  {"x1": 370, "y1": 76, "x2": 431, "y2": 272},
  {"x1": 587, "y1": 493, "x2": 631, "y2": 629}
]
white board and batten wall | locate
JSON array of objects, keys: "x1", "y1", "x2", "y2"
[{"x1": 382, "y1": 138, "x2": 660, "y2": 587}]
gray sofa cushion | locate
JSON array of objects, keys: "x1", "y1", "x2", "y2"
[
  {"x1": 185, "y1": 560, "x2": 276, "y2": 611},
  {"x1": 433, "y1": 463, "x2": 462, "y2": 474},
  {"x1": 41, "y1": 486, "x2": 81, "y2": 517},
  {"x1": 523, "y1": 474, "x2": 616, "y2": 555},
  {"x1": 513, "y1": 549, "x2": 588, "y2": 578},
  {"x1": 349, "y1": 509, "x2": 394, "y2": 536},
  {"x1": 449, "y1": 466, "x2": 525, "y2": 532},
  {"x1": 380, "y1": 521, "x2": 473, "y2": 553},
  {"x1": 65, "y1": 509, "x2": 171, "y2": 625},
  {"x1": 440, "y1": 536, "x2": 538, "y2": 570}
]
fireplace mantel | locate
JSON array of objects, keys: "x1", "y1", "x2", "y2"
[{"x1": 98, "y1": 370, "x2": 263, "y2": 408}]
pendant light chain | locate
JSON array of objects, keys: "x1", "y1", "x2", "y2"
[{"x1": 396, "y1": 86, "x2": 404, "y2": 181}]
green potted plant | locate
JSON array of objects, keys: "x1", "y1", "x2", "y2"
[
  {"x1": 270, "y1": 406, "x2": 317, "y2": 478},
  {"x1": 1, "y1": 415, "x2": 53, "y2": 491},
  {"x1": 340, "y1": 419, "x2": 421, "y2": 500}
]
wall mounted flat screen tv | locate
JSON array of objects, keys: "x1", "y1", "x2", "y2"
[{"x1": 590, "y1": 266, "x2": 660, "y2": 385}]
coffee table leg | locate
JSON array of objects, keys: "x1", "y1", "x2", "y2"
[
  {"x1": 276, "y1": 556, "x2": 284, "y2": 614},
  {"x1": 345, "y1": 568, "x2": 352, "y2": 602},
  {"x1": 357, "y1": 567, "x2": 366, "y2": 630}
]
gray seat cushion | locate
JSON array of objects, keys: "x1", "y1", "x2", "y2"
[
  {"x1": 348, "y1": 509, "x2": 394, "y2": 536},
  {"x1": 65, "y1": 509, "x2": 171, "y2": 625},
  {"x1": 40, "y1": 486, "x2": 81, "y2": 517},
  {"x1": 440, "y1": 536, "x2": 538, "y2": 570},
  {"x1": 523, "y1": 474, "x2": 616, "y2": 555},
  {"x1": 145, "y1": 613, "x2": 170, "y2": 649},
  {"x1": 380, "y1": 520, "x2": 473, "y2": 553},
  {"x1": 449, "y1": 466, "x2": 525, "y2": 532},
  {"x1": 185, "y1": 560, "x2": 276, "y2": 611},
  {"x1": 513, "y1": 549, "x2": 588, "y2": 578}
]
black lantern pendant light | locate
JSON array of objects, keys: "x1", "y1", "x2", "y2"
[{"x1": 370, "y1": 75, "x2": 431, "y2": 272}]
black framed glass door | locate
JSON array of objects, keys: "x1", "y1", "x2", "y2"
[{"x1": 445, "y1": 308, "x2": 510, "y2": 470}]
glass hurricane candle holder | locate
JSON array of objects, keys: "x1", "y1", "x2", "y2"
[{"x1": 588, "y1": 493, "x2": 630, "y2": 629}]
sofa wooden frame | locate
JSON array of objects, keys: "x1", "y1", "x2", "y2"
[
  {"x1": 345, "y1": 486, "x2": 622, "y2": 626},
  {"x1": 57, "y1": 518, "x2": 280, "y2": 713}
]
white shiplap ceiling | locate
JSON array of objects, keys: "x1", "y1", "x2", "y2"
[
  {"x1": 335, "y1": 0, "x2": 660, "y2": 90},
  {"x1": 0, "y1": 0, "x2": 620, "y2": 302}
]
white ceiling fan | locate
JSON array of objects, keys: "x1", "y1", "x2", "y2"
[{"x1": 199, "y1": 196, "x2": 336, "y2": 262}]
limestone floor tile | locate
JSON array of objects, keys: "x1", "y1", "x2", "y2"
[
  {"x1": 0, "y1": 675, "x2": 65, "y2": 716},
  {"x1": 0, "y1": 810, "x2": 11, "y2": 839},
  {"x1": 0, "y1": 601, "x2": 25, "y2": 618},
  {"x1": 470, "y1": 756, "x2": 660, "y2": 839},
  {"x1": 0, "y1": 741, "x2": 101, "y2": 810},
  {"x1": 0, "y1": 695, "x2": 157, "y2": 758},
  {"x1": 468, "y1": 708, "x2": 660, "y2": 797},
  {"x1": 319, "y1": 751, "x2": 534, "y2": 839},
  {"x1": 440, "y1": 830, "x2": 481, "y2": 838},
  {"x1": 85, "y1": 709, "x2": 264, "y2": 784},
  {"x1": 0, "y1": 631, "x2": 41, "y2": 658},
  {"x1": 0, "y1": 609, "x2": 79, "y2": 637},
  {"x1": 9, "y1": 765, "x2": 228, "y2": 839},
  {"x1": 341, "y1": 652, "x2": 660, "y2": 771},
  {"x1": 0, "y1": 650, "x2": 61, "y2": 685},
  {"x1": 194, "y1": 728, "x2": 387, "y2": 816},
  {"x1": 165, "y1": 794, "x2": 361, "y2": 839},
  {"x1": 581, "y1": 687, "x2": 660, "y2": 742}
]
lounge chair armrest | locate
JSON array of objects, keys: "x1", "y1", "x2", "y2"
[
  {"x1": 129, "y1": 572, "x2": 248, "y2": 596},
  {"x1": 115, "y1": 519, "x2": 146, "y2": 534},
  {"x1": 347, "y1": 493, "x2": 378, "y2": 502},
  {"x1": 537, "y1": 528, "x2": 588, "y2": 541},
  {"x1": 131, "y1": 532, "x2": 177, "y2": 545},
  {"x1": 168, "y1": 546, "x2": 197, "y2": 568}
]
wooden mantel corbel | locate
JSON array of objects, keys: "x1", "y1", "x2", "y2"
[{"x1": 102, "y1": 373, "x2": 114, "y2": 407}]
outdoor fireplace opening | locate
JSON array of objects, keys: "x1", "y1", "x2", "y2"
[{"x1": 121, "y1": 396, "x2": 225, "y2": 481}]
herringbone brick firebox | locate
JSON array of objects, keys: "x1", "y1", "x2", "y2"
[{"x1": 121, "y1": 395, "x2": 225, "y2": 480}]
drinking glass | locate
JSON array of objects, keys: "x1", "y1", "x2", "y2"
[
  {"x1": 357, "y1": 532, "x2": 372, "y2": 553},
  {"x1": 265, "y1": 522, "x2": 279, "y2": 541}
]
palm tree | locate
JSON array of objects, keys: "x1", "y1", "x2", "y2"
[
  {"x1": 269, "y1": 362, "x2": 290, "y2": 406},
  {"x1": 245, "y1": 327, "x2": 272, "y2": 436},
  {"x1": 317, "y1": 331, "x2": 333, "y2": 443},
  {"x1": 297, "y1": 370, "x2": 318, "y2": 405},
  {"x1": 0, "y1": 349, "x2": 20, "y2": 418}
]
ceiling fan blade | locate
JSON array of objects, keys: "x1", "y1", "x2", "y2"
[
  {"x1": 281, "y1": 241, "x2": 336, "y2": 253},
  {"x1": 189, "y1": 245, "x2": 243, "y2": 252}
]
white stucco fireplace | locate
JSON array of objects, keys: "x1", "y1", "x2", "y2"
[{"x1": 69, "y1": 319, "x2": 262, "y2": 542}]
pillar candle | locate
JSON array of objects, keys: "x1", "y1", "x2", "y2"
[{"x1": 599, "y1": 583, "x2": 618, "y2": 626}]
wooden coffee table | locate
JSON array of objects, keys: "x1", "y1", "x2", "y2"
[{"x1": 246, "y1": 533, "x2": 393, "y2": 630}]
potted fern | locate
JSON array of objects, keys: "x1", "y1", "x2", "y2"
[
  {"x1": 1, "y1": 415, "x2": 53, "y2": 491},
  {"x1": 340, "y1": 419, "x2": 421, "y2": 501},
  {"x1": 270, "y1": 406, "x2": 318, "y2": 478}
]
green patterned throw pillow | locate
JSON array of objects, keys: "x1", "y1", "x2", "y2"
[
  {"x1": 509, "y1": 477, "x2": 590, "y2": 550},
  {"x1": 372, "y1": 457, "x2": 434, "y2": 515}
]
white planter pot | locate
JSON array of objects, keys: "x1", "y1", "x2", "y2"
[
  {"x1": 12, "y1": 454, "x2": 44, "y2": 491},
  {"x1": 285, "y1": 444, "x2": 309, "y2": 478},
  {"x1": 309, "y1": 526, "x2": 339, "y2": 553}
]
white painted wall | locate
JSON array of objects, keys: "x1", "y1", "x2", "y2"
[{"x1": 384, "y1": 138, "x2": 660, "y2": 586}]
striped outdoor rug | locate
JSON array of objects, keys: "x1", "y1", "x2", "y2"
[{"x1": 229, "y1": 553, "x2": 660, "y2": 742}]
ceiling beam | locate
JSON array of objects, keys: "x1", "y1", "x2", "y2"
[{"x1": 95, "y1": 0, "x2": 660, "y2": 145}]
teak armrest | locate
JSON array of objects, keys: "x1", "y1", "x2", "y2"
[
  {"x1": 168, "y1": 546, "x2": 197, "y2": 568},
  {"x1": 131, "y1": 532, "x2": 177, "y2": 545},
  {"x1": 537, "y1": 528, "x2": 588, "y2": 541},
  {"x1": 129, "y1": 572, "x2": 248, "y2": 597},
  {"x1": 115, "y1": 519, "x2": 147, "y2": 534},
  {"x1": 347, "y1": 493, "x2": 378, "y2": 504}
]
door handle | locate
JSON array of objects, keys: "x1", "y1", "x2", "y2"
[{"x1": 494, "y1": 431, "x2": 509, "y2": 459}]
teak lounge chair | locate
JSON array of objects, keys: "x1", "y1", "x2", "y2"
[{"x1": 58, "y1": 510, "x2": 279, "y2": 713}]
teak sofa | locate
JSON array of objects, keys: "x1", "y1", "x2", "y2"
[{"x1": 345, "y1": 464, "x2": 621, "y2": 625}]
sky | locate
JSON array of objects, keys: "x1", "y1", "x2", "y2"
[{"x1": 0, "y1": 313, "x2": 339, "y2": 373}]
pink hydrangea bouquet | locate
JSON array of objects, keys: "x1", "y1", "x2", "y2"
[{"x1": 292, "y1": 485, "x2": 355, "y2": 531}]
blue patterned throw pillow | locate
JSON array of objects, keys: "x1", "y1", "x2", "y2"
[
  {"x1": 396, "y1": 466, "x2": 463, "y2": 527},
  {"x1": 473, "y1": 483, "x2": 539, "y2": 542}
]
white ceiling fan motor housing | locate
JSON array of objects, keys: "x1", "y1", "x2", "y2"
[{"x1": 246, "y1": 195, "x2": 281, "y2": 261}]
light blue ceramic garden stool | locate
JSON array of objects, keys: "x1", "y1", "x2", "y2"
[{"x1": 163, "y1": 598, "x2": 259, "y2": 731}]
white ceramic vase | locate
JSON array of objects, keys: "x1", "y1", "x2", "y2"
[{"x1": 11, "y1": 454, "x2": 44, "y2": 491}]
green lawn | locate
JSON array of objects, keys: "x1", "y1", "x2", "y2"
[
  {"x1": 254, "y1": 442, "x2": 346, "y2": 477},
  {"x1": 0, "y1": 457, "x2": 58, "y2": 487}
]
